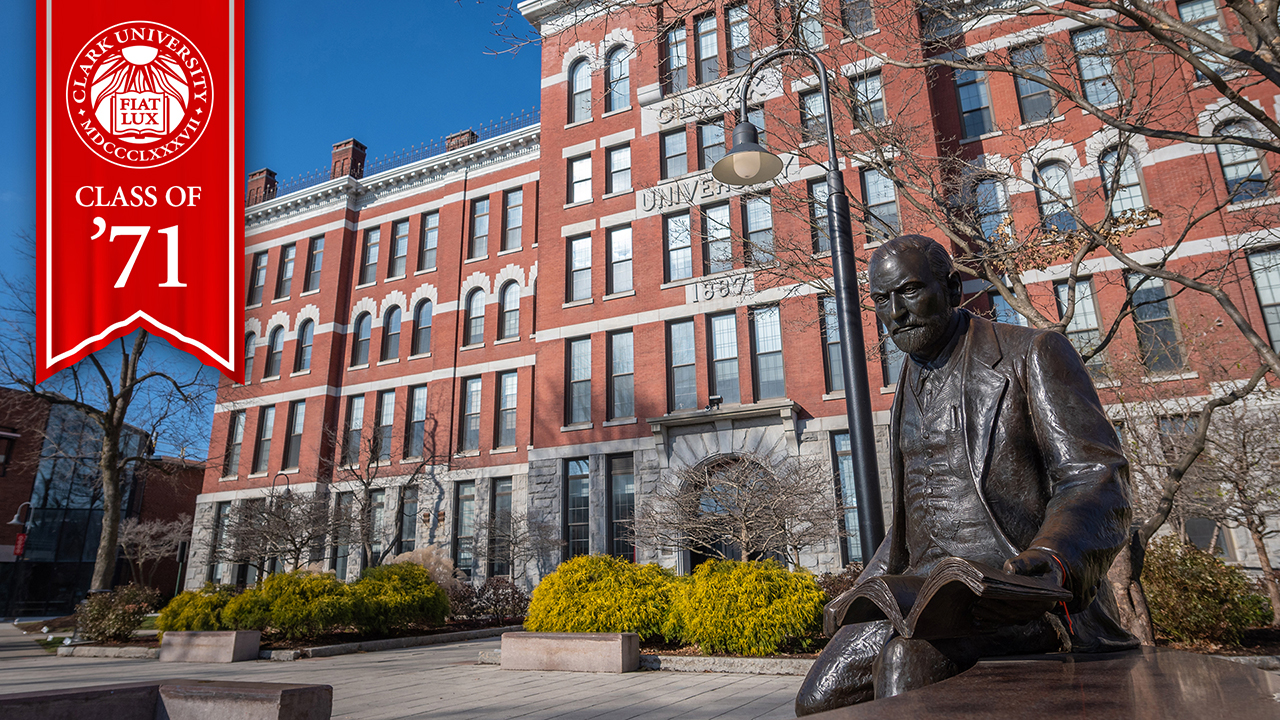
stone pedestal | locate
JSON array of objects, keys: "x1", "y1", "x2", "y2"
[
  {"x1": 500, "y1": 631, "x2": 640, "y2": 673},
  {"x1": 0, "y1": 679, "x2": 331, "y2": 719},
  {"x1": 161, "y1": 630, "x2": 261, "y2": 663}
]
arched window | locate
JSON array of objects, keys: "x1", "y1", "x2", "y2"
[
  {"x1": 465, "y1": 289, "x2": 485, "y2": 346},
  {"x1": 1099, "y1": 145, "x2": 1144, "y2": 214},
  {"x1": 605, "y1": 46, "x2": 629, "y2": 112},
  {"x1": 499, "y1": 282, "x2": 520, "y2": 340},
  {"x1": 381, "y1": 306, "x2": 401, "y2": 361},
  {"x1": 264, "y1": 326, "x2": 284, "y2": 378},
  {"x1": 294, "y1": 319, "x2": 314, "y2": 372},
  {"x1": 1216, "y1": 121, "x2": 1268, "y2": 201},
  {"x1": 412, "y1": 300, "x2": 433, "y2": 355},
  {"x1": 351, "y1": 312, "x2": 371, "y2": 366},
  {"x1": 569, "y1": 58, "x2": 591, "y2": 123},
  {"x1": 242, "y1": 332, "x2": 256, "y2": 384},
  {"x1": 1034, "y1": 162, "x2": 1076, "y2": 231}
]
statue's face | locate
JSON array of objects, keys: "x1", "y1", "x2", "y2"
[{"x1": 869, "y1": 249, "x2": 958, "y2": 359}]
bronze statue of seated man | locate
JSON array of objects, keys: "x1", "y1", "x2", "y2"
[{"x1": 796, "y1": 235, "x2": 1137, "y2": 715}]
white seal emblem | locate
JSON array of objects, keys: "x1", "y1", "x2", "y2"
[{"x1": 65, "y1": 21, "x2": 213, "y2": 169}]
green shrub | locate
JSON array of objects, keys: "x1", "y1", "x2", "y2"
[
  {"x1": 525, "y1": 555, "x2": 676, "y2": 640},
  {"x1": 76, "y1": 584, "x2": 162, "y2": 643},
  {"x1": 1142, "y1": 535, "x2": 1273, "y2": 645},
  {"x1": 665, "y1": 559, "x2": 824, "y2": 656},
  {"x1": 156, "y1": 584, "x2": 234, "y2": 633},
  {"x1": 350, "y1": 563, "x2": 448, "y2": 635},
  {"x1": 223, "y1": 571, "x2": 351, "y2": 640},
  {"x1": 475, "y1": 576, "x2": 530, "y2": 620}
]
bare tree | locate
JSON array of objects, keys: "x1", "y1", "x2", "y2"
[
  {"x1": 634, "y1": 453, "x2": 842, "y2": 568},
  {"x1": 118, "y1": 514, "x2": 192, "y2": 587},
  {"x1": 474, "y1": 508, "x2": 564, "y2": 584},
  {"x1": 212, "y1": 487, "x2": 335, "y2": 577},
  {"x1": 0, "y1": 233, "x2": 217, "y2": 591}
]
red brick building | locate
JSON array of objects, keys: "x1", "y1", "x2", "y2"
[{"x1": 192, "y1": 0, "x2": 1280, "y2": 587}]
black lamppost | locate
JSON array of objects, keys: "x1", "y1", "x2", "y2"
[{"x1": 712, "y1": 47, "x2": 885, "y2": 561}]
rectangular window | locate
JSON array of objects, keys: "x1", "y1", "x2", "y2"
[
  {"x1": 852, "y1": 72, "x2": 884, "y2": 124},
  {"x1": 275, "y1": 243, "x2": 296, "y2": 299},
  {"x1": 1012, "y1": 44, "x2": 1053, "y2": 123},
  {"x1": 222, "y1": 410, "x2": 245, "y2": 477},
  {"x1": 1177, "y1": 0, "x2": 1227, "y2": 79},
  {"x1": 566, "y1": 459, "x2": 590, "y2": 559},
  {"x1": 610, "y1": 330, "x2": 635, "y2": 419},
  {"x1": 405, "y1": 385, "x2": 428, "y2": 458},
  {"x1": 389, "y1": 220, "x2": 409, "y2": 278},
  {"x1": 568, "y1": 155, "x2": 592, "y2": 204},
  {"x1": 747, "y1": 107, "x2": 766, "y2": 147},
  {"x1": 1073, "y1": 28, "x2": 1119, "y2": 106},
  {"x1": 665, "y1": 212, "x2": 693, "y2": 281},
  {"x1": 461, "y1": 377, "x2": 481, "y2": 451},
  {"x1": 251, "y1": 405, "x2": 275, "y2": 474},
  {"x1": 1128, "y1": 273, "x2": 1184, "y2": 373},
  {"x1": 374, "y1": 389, "x2": 395, "y2": 461},
  {"x1": 811, "y1": 179, "x2": 831, "y2": 253},
  {"x1": 331, "y1": 492, "x2": 353, "y2": 579},
  {"x1": 955, "y1": 68, "x2": 993, "y2": 138},
  {"x1": 664, "y1": 25, "x2": 688, "y2": 94},
  {"x1": 607, "y1": 226, "x2": 633, "y2": 294},
  {"x1": 843, "y1": 0, "x2": 875, "y2": 35},
  {"x1": 303, "y1": 236, "x2": 324, "y2": 292},
  {"x1": 752, "y1": 306, "x2": 785, "y2": 399},
  {"x1": 343, "y1": 395, "x2": 365, "y2": 465},
  {"x1": 470, "y1": 198, "x2": 489, "y2": 258},
  {"x1": 568, "y1": 234, "x2": 592, "y2": 301},
  {"x1": 703, "y1": 203, "x2": 733, "y2": 274},
  {"x1": 208, "y1": 501, "x2": 231, "y2": 583},
  {"x1": 359, "y1": 228, "x2": 380, "y2": 285},
  {"x1": 744, "y1": 195, "x2": 774, "y2": 264},
  {"x1": 832, "y1": 432, "x2": 862, "y2": 564},
  {"x1": 801, "y1": 89, "x2": 825, "y2": 143},
  {"x1": 670, "y1": 320, "x2": 698, "y2": 411},
  {"x1": 1100, "y1": 148, "x2": 1145, "y2": 215},
  {"x1": 879, "y1": 321, "x2": 907, "y2": 386},
  {"x1": 727, "y1": 5, "x2": 750, "y2": 73},
  {"x1": 661, "y1": 129, "x2": 687, "y2": 179},
  {"x1": 282, "y1": 400, "x2": 305, "y2": 470},
  {"x1": 976, "y1": 178, "x2": 1010, "y2": 242},
  {"x1": 699, "y1": 120, "x2": 725, "y2": 170},
  {"x1": 369, "y1": 489, "x2": 387, "y2": 560},
  {"x1": 503, "y1": 189, "x2": 523, "y2": 252},
  {"x1": 1248, "y1": 249, "x2": 1280, "y2": 353},
  {"x1": 695, "y1": 14, "x2": 718, "y2": 84},
  {"x1": 710, "y1": 313, "x2": 740, "y2": 404},
  {"x1": 821, "y1": 296, "x2": 844, "y2": 392},
  {"x1": 989, "y1": 291, "x2": 1028, "y2": 326},
  {"x1": 567, "y1": 338, "x2": 592, "y2": 425},
  {"x1": 497, "y1": 371, "x2": 518, "y2": 448},
  {"x1": 862, "y1": 168, "x2": 899, "y2": 243},
  {"x1": 489, "y1": 478, "x2": 513, "y2": 576},
  {"x1": 247, "y1": 252, "x2": 268, "y2": 305},
  {"x1": 1055, "y1": 279, "x2": 1107, "y2": 377},
  {"x1": 606, "y1": 144, "x2": 631, "y2": 194},
  {"x1": 455, "y1": 481, "x2": 476, "y2": 577},
  {"x1": 609, "y1": 454, "x2": 636, "y2": 561},
  {"x1": 419, "y1": 212, "x2": 438, "y2": 271},
  {"x1": 398, "y1": 485, "x2": 418, "y2": 554},
  {"x1": 799, "y1": 0, "x2": 824, "y2": 49}
]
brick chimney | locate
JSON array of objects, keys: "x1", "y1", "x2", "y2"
[
  {"x1": 446, "y1": 129, "x2": 479, "y2": 151},
  {"x1": 331, "y1": 139, "x2": 367, "y2": 179},
  {"x1": 246, "y1": 168, "x2": 277, "y2": 206}
]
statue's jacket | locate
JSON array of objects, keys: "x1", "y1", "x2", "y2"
[{"x1": 831, "y1": 312, "x2": 1138, "y2": 652}]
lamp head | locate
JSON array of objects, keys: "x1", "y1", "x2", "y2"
[{"x1": 712, "y1": 121, "x2": 784, "y2": 186}]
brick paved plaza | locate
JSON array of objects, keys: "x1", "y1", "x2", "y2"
[{"x1": 0, "y1": 624, "x2": 801, "y2": 719}]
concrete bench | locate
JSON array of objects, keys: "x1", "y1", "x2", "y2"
[
  {"x1": 500, "y1": 631, "x2": 640, "y2": 673},
  {"x1": 808, "y1": 647, "x2": 1280, "y2": 719},
  {"x1": 160, "y1": 630, "x2": 261, "y2": 663},
  {"x1": 0, "y1": 679, "x2": 332, "y2": 720}
]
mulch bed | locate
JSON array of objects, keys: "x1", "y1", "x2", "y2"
[
  {"x1": 639, "y1": 637, "x2": 829, "y2": 660},
  {"x1": 15, "y1": 615, "x2": 77, "y2": 633},
  {"x1": 258, "y1": 617, "x2": 522, "y2": 651},
  {"x1": 1159, "y1": 627, "x2": 1280, "y2": 657}
]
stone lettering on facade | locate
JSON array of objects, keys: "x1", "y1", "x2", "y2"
[{"x1": 638, "y1": 155, "x2": 799, "y2": 214}]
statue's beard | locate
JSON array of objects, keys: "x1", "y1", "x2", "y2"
[{"x1": 890, "y1": 312, "x2": 952, "y2": 356}]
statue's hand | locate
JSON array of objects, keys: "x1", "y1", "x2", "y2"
[{"x1": 1004, "y1": 548, "x2": 1066, "y2": 588}]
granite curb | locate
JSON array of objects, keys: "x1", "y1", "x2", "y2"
[
  {"x1": 57, "y1": 645, "x2": 159, "y2": 659},
  {"x1": 477, "y1": 649, "x2": 815, "y2": 675},
  {"x1": 1214, "y1": 654, "x2": 1280, "y2": 671},
  {"x1": 260, "y1": 624, "x2": 525, "y2": 661}
]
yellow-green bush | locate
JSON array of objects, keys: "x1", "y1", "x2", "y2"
[
  {"x1": 350, "y1": 563, "x2": 448, "y2": 635},
  {"x1": 1142, "y1": 536, "x2": 1273, "y2": 645},
  {"x1": 525, "y1": 555, "x2": 676, "y2": 640},
  {"x1": 665, "y1": 559, "x2": 824, "y2": 656},
  {"x1": 156, "y1": 584, "x2": 234, "y2": 633},
  {"x1": 222, "y1": 571, "x2": 351, "y2": 640}
]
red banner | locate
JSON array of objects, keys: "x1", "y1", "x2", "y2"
[
  {"x1": 37, "y1": 1, "x2": 244, "y2": 383},
  {"x1": 14, "y1": 533, "x2": 27, "y2": 558}
]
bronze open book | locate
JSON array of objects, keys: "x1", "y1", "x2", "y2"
[{"x1": 827, "y1": 557, "x2": 1072, "y2": 640}]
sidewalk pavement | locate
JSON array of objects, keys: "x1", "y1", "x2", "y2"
[
  {"x1": 0, "y1": 622, "x2": 54, "y2": 662},
  {"x1": 0, "y1": 633, "x2": 803, "y2": 720}
]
